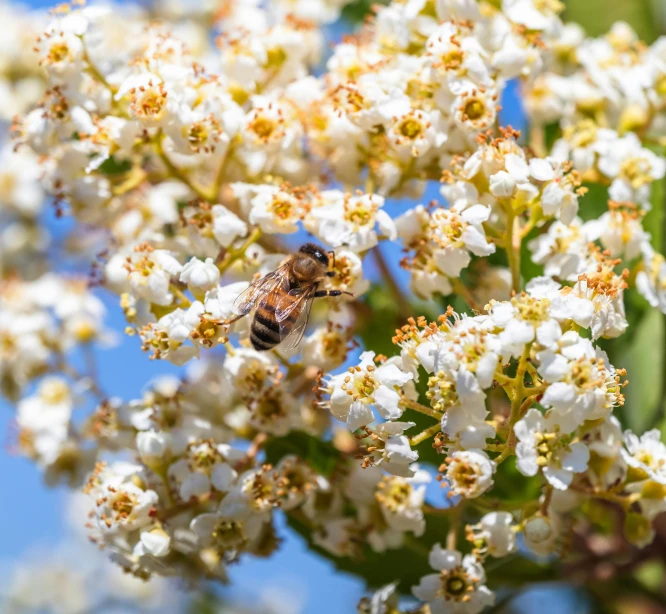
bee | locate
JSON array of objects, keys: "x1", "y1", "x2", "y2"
[{"x1": 227, "y1": 243, "x2": 352, "y2": 351}]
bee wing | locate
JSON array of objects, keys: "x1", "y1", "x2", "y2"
[
  {"x1": 276, "y1": 286, "x2": 316, "y2": 351},
  {"x1": 232, "y1": 264, "x2": 291, "y2": 316}
]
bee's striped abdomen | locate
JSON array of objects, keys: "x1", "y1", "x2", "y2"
[
  {"x1": 250, "y1": 292, "x2": 300, "y2": 351},
  {"x1": 251, "y1": 303, "x2": 281, "y2": 350}
]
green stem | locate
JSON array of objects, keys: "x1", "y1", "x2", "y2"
[
  {"x1": 496, "y1": 345, "x2": 532, "y2": 464},
  {"x1": 505, "y1": 206, "x2": 522, "y2": 293},
  {"x1": 155, "y1": 132, "x2": 212, "y2": 202},
  {"x1": 409, "y1": 423, "x2": 441, "y2": 446},
  {"x1": 400, "y1": 397, "x2": 443, "y2": 420},
  {"x1": 451, "y1": 278, "x2": 483, "y2": 313},
  {"x1": 446, "y1": 503, "x2": 462, "y2": 550},
  {"x1": 373, "y1": 244, "x2": 411, "y2": 320},
  {"x1": 217, "y1": 228, "x2": 262, "y2": 274},
  {"x1": 80, "y1": 35, "x2": 117, "y2": 96},
  {"x1": 169, "y1": 284, "x2": 192, "y2": 308}
]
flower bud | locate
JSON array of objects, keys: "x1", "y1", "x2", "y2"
[
  {"x1": 479, "y1": 511, "x2": 516, "y2": 557},
  {"x1": 180, "y1": 257, "x2": 220, "y2": 296},
  {"x1": 489, "y1": 170, "x2": 516, "y2": 197},
  {"x1": 624, "y1": 512, "x2": 654, "y2": 547},
  {"x1": 136, "y1": 431, "x2": 172, "y2": 466},
  {"x1": 524, "y1": 515, "x2": 551, "y2": 543},
  {"x1": 138, "y1": 526, "x2": 171, "y2": 557}
]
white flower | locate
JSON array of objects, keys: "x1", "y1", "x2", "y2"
[
  {"x1": 219, "y1": 467, "x2": 279, "y2": 519},
  {"x1": 412, "y1": 545, "x2": 494, "y2": 614},
  {"x1": 533, "y1": 159, "x2": 580, "y2": 224},
  {"x1": 597, "y1": 132, "x2": 666, "y2": 208},
  {"x1": 471, "y1": 512, "x2": 517, "y2": 558},
  {"x1": 125, "y1": 248, "x2": 183, "y2": 306},
  {"x1": 636, "y1": 244, "x2": 666, "y2": 313},
  {"x1": 536, "y1": 333, "x2": 622, "y2": 430},
  {"x1": 452, "y1": 84, "x2": 498, "y2": 134},
  {"x1": 523, "y1": 513, "x2": 561, "y2": 556},
  {"x1": 376, "y1": 470, "x2": 430, "y2": 537},
  {"x1": 622, "y1": 429, "x2": 666, "y2": 484},
  {"x1": 0, "y1": 144, "x2": 44, "y2": 217},
  {"x1": 584, "y1": 416, "x2": 627, "y2": 489},
  {"x1": 514, "y1": 408, "x2": 590, "y2": 490},
  {"x1": 91, "y1": 464, "x2": 159, "y2": 535},
  {"x1": 359, "y1": 583, "x2": 400, "y2": 614},
  {"x1": 168, "y1": 441, "x2": 237, "y2": 501},
  {"x1": 237, "y1": 184, "x2": 302, "y2": 235},
  {"x1": 489, "y1": 170, "x2": 516, "y2": 197},
  {"x1": 136, "y1": 430, "x2": 173, "y2": 466},
  {"x1": 430, "y1": 205, "x2": 496, "y2": 277},
  {"x1": 180, "y1": 257, "x2": 220, "y2": 296},
  {"x1": 144, "y1": 181, "x2": 187, "y2": 226},
  {"x1": 413, "y1": 317, "x2": 500, "y2": 449},
  {"x1": 397, "y1": 204, "x2": 494, "y2": 298},
  {"x1": 224, "y1": 347, "x2": 279, "y2": 398},
  {"x1": 116, "y1": 72, "x2": 169, "y2": 124},
  {"x1": 528, "y1": 218, "x2": 591, "y2": 282},
  {"x1": 503, "y1": 0, "x2": 563, "y2": 31},
  {"x1": 445, "y1": 449, "x2": 495, "y2": 498},
  {"x1": 622, "y1": 430, "x2": 666, "y2": 523},
  {"x1": 135, "y1": 527, "x2": 171, "y2": 558},
  {"x1": 370, "y1": 421, "x2": 419, "y2": 478},
  {"x1": 583, "y1": 206, "x2": 646, "y2": 260},
  {"x1": 489, "y1": 290, "x2": 562, "y2": 358},
  {"x1": 36, "y1": 11, "x2": 88, "y2": 82},
  {"x1": 302, "y1": 324, "x2": 350, "y2": 371},
  {"x1": 321, "y1": 249, "x2": 370, "y2": 299},
  {"x1": 308, "y1": 192, "x2": 396, "y2": 253},
  {"x1": 313, "y1": 518, "x2": 358, "y2": 557},
  {"x1": 387, "y1": 108, "x2": 440, "y2": 159},
  {"x1": 327, "y1": 352, "x2": 413, "y2": 430},
  {"x1": 203, "y1": 281, "x2": 250, "y2": 324},
  {"x1": 247, "y1": 387, "x2": 299, "y2": 437},
  {"x1": 211, "y1": 205, "x2": 248, "y2": 248},
  {"x1": 16, "y1": 377, "x2": 72, "y2": 466}
]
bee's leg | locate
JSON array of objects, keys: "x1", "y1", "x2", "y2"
[
  {"x1": 314, "y1": 290, "x2": 353, "y2": 298},
  {"x1": 222, "y1": 313, "x2": 246, "y2": 325},
  {"x1": 328, "y1": 250, "x2": 336, "y2": 268},
  {"x1": 325, "y1": 271, "x2": 336, "y2": 277}
]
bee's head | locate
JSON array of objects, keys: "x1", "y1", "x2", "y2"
[{"x1": 299, "y1": 242, "x2": 329, "y2": 267}]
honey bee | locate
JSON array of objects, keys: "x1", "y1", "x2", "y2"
[{"x1": 228, "y1": 243, "x2": 352, "y2": 351}]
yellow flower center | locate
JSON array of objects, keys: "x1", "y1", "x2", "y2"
[
  {"x1": 397, "y1": 117, "x2": 424, "y2": 139},
  {"x1": 512, "y1": 295, "x2": 552, "y2": 323},
  {"x1": 619, "y1": 157, "x2": 653, "y2": 189},
  {"x1": 249, "y1": 116, "x2": 277, "y2": 141},
  {"x1": 464, "y1": 98, "x2": 486, "y2": 121},
  {"x1": 48, "y1": 41, "x2": 71, "y2": 64}
]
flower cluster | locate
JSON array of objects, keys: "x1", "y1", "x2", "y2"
[{"x1": 2, "y1": 0, "x2": 666, "y2": 612}]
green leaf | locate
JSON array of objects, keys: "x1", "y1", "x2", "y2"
[
  {"x1": 543, "y1": 122, "x2": 562, "y2": 153},
  {"x1": 286, "y1": 506, "x2": 450, "y2": 593},
  {"x1": 485, "y1": 555, "x2": 555, "y2": 587},
  {"x1": 644, "y1": 147, "x2": 666, "y2": 250},
  {"x1": 357, "y1": 284, "x2": 403, "y2": 357},
  {"x1": 490, "y1": 456, "x2": 543, "y2": 507},
  {"x1": 341, "y1": 0, "x2": 388, "y2": 24},
  {"x1": 563, "y1": 0, "x2": 660, "y2": 43},
  {"x1": 264, "y1": 430, "x2": 341, "y2": 477},
  {"x1": 623, "y1": 307, "x2": 664, "y2": 432},
  {"x1": 97, "y1": 155, "x2": 133, "y2": 176},
  {"x1": 578, "y1": 182, "x2": 609, "y2": 222},
  {"x1": 265, "y1": 429, "x2": 556, "y2": 593}
]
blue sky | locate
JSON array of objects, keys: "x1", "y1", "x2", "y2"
[{"x1": 0, "y1": 1, "x2": 587, "y2": 612}]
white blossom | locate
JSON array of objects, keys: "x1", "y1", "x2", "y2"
[{"x1": 412, "y1": 545, "x2": 495, "y2": 614}]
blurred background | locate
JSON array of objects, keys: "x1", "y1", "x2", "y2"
[{"x1": 1, "y1": 0, "x2": 666, "y2": 612}]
